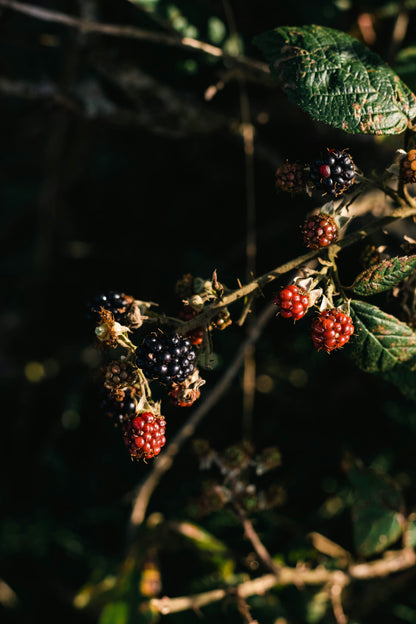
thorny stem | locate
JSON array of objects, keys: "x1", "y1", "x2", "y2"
[
  {"x1": 150, "y1": 547, "x2": 416, "y2": 615},
  {"x1": 179, "y1": 194, "x2": 416, "y2": 333},
  {"x1": 233, "y1": 502, "x2": 281, "y2": 576}
]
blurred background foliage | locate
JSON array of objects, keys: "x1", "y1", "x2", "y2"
[{"x1": 3, "y1": 1, "x2": 416, "y2": 623}]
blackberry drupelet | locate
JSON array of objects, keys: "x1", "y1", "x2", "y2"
[
  {"x1": 136, "y1": 331, "x2": 196, "y2": 385},
  {"x1": 309, "y1": 148, "x2": 356, "y2": 197},
  {"x1": 87, "y1": 291, "x2": 132, "y2": 324}
]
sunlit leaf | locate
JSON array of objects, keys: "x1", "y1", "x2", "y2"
[{"x1": 253, "y1": 24, "x2": 416, "y2": 134}]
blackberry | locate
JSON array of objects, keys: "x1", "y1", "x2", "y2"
[
  {"x1": 302, "y1": 213, "x2": 338, "y2": 249},
  {"x1": 399, "y1": 149, "x2": 416, "y2": 183},
  {"x1": 309, "y1": 148, "x2": 356, "y2": 197},
  {"x1": 275, "y1": 162, "x2": 306, "y2": 194},
  {"x1": 87, "y1": 291, "x2": 133, "y2": 324},
  {"x1": 103, "y1": 359, "x2": 137, "y2": 396},
  {"x1": 123, "y1": 411, "x2": 166, "y2": 460},
  {"x1": 136, "y1": 331, "x2": 197, "y2": 385},
  {"x1": 179, "y1": 305, "x2": 204, "y2": 347},
  {"x1": 274, "y1": 284, "x2": 310, "y2": 320},
  {"x1": 311, "y1": 308, "x2": 354, "y2": 353},
  {"x1": 168, "y1": 383, "x2": 201, "y2": 407},
  {"x1": 100, "y1": 387, "x2": 137, "y2": 425}
]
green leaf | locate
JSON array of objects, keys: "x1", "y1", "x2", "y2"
[
  {"x1": 349, "y1": 300, "x2": 416, "y2": 373},
  {"x1": 99, "y1": 601, "x2": 128, "y2": 624},
  {"x1": 404, "y1": 515, "x2": 416, "y2": 548},
  {"x1": 351, "y1": 255, "x2": 416, "y2": 296},
  {"x1": 381, "y1": 361, "x2": 416, "y2": 402},
  {"x1": 346, "y1": 459, "x2": 405, "y2": 557},
  {"x1": 253, "y1": 24, "x2": 416, "y2": 134}
]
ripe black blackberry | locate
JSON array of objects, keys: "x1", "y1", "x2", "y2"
[
  {"x1": 309, "y1": 149, "x2": 356, "y2": 197},
  {"x1": 136, "y1": 331, "x2": 197, "y2": 386},
  {"x1": 87, "y1": 291, "x2": 133, "y2": 324},
  {"x1": 100, "y1": 387, "x2": 137, "y2": 425}
]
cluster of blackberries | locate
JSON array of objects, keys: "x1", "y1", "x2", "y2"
[
  {"x1": 87, "y1": 291, "x2": 132, "y2": 324},
  {"x1": 274, "y1": 284, "x2": 354, "y2": 353},
  {"x1": 136, "y1": 331, "x2": 197, "y2": 386},
  {"x1": 309, "y1": 149, "x2": 356, "y2": 197},
  {"x1": 275, "y1": 148, "x2": 356, "y2": 198}
]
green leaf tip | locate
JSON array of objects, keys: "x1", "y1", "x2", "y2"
[
  {"x1": 253, "y1": 24, "x2": 416, "y2": 135},
  {"x1": 351, "y1": 255, "x2": 416, "y2": 296}
]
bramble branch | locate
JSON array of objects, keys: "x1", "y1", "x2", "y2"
[
  {"x1": 179, "y1": 195, "x2": 416, "y2": 333},
  {"x1": 0, "y1": 0, "x2": 270, "y2": 77},
  {"x1": 150, "y1": 547, "x2": 416, "y2": 615}
]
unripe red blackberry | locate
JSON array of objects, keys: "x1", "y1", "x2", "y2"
[
  {"x1": 311, "y1": 308, "x2": 354, "y2": 353},
  {"x1": 302, "y1": 213, "x2": 338, "y2": 249},
  {"x1": 309, "y1": 148, "x2": 356, "y2": 197},
  {"x1": 274, "y1": 284, "x2": 310, "y2": 320},
  {"x1": 122, "y1": 411, "x2": 166, "y2": 460},
  {"x1": 87, "y1": 291, "x2": 133, "y2": 324},
  {"x1": 275, "y1": 162, "x2": 306, "y2": 194},
  {"x1": 399, "y1": 149, "x2": 416, "y2": 183},
  {"x1": 136, "y1": 331, "x2": 197, "y2": 385}
]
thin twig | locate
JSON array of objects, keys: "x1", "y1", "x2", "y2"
[
  {"x1": 150, "y1": 548, "x2": 416, "y2": 615},
  {"x1": 0, "y1": 0, "x2": 269, "y2": 76},
  {"x1": 234, "y1": 502, "x2": 281, "y2": 575}
]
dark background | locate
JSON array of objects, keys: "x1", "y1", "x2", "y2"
[{"x1": 2, "y1": 1, "x2": 416, "y2": 623}]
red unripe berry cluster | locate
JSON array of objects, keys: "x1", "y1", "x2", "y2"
[
  {"x1": 311, "y1": 308, "x2": 354, "y2": 352},
  {"x1": 123, "y1": 411, "x2": 166, "y2": 460},
  {"x1": 302, "y1": 213, "x2": 338, "y2": 249},
  {"x1": 274, "y1": 284, "x2": 310, "y2": 320}
]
